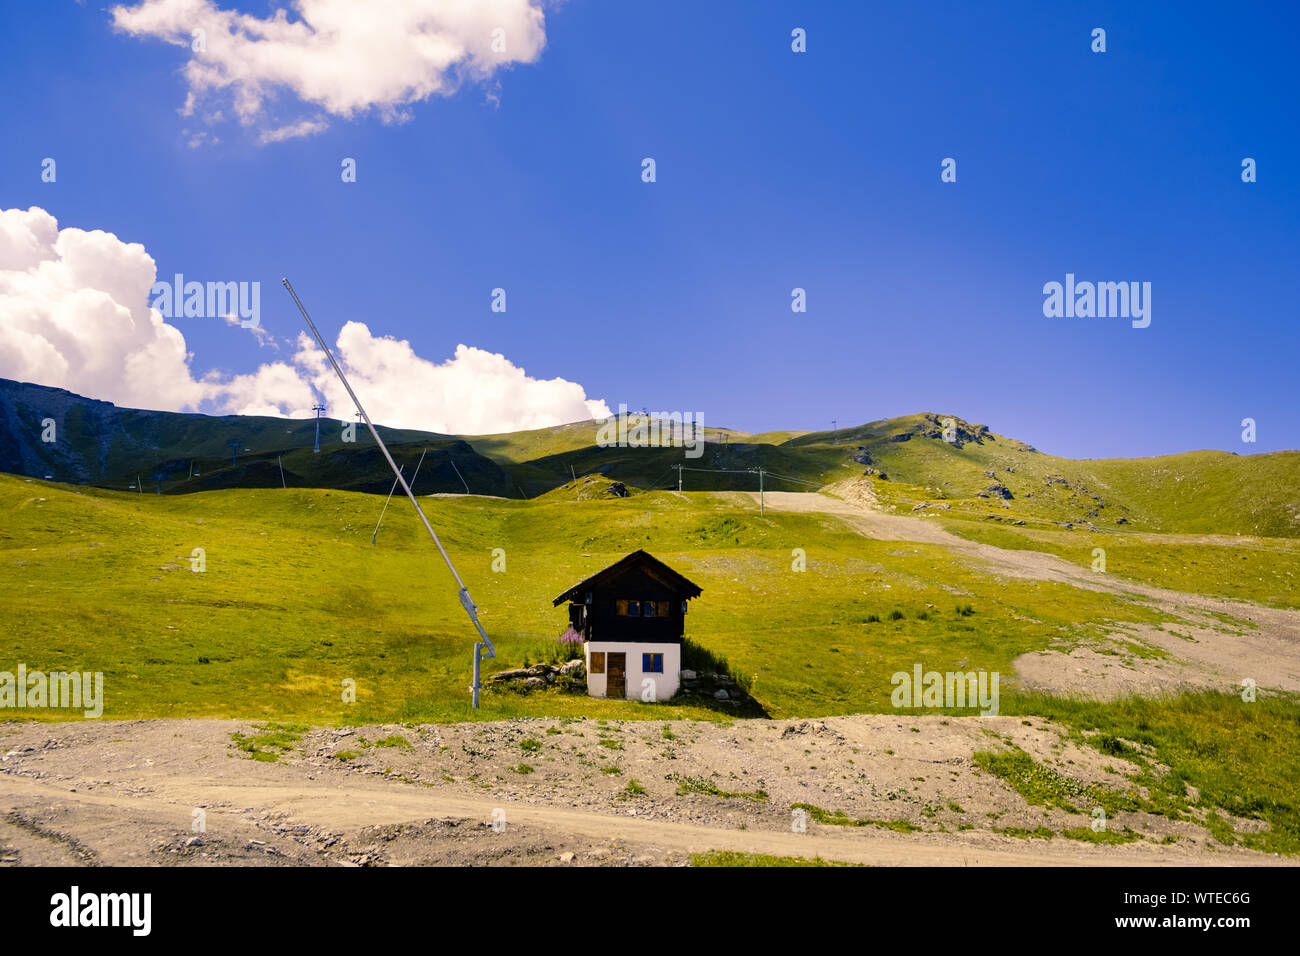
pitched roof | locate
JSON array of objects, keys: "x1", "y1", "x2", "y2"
[{"x1": 552, "y1": 550, "x2": 703, "y2": 606}]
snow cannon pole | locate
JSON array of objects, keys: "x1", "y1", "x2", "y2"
[{"x1": 281, "y1": 278, "x2": 496, "y2": 708}]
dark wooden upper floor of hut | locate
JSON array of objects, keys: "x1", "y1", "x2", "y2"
[{"x1": 552, "y1": 550, "x2": 703, "y2": 643}]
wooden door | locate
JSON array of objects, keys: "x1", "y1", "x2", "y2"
[{"x1": 606, "y1": 653, "x2": 626, "y2": 699}]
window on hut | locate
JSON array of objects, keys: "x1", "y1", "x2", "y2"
[
  {"x1": 642, "y1": 653, "x2": 664, "y2": 673},
  {"x1": 615, "y1": 600, "x2": 671, "y2": 617}
]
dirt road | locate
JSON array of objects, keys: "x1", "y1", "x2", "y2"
[
  {"x1": 755, "y1": 491, "x2": 1300, "y2": 697},
  {"x1": 1, "y1": 714, "x2": 1290, "y2": 867}
]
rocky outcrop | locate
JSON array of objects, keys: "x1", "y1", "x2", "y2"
[
  {"x1": 883, "y1": 414, "x2": 993, "y2": 450},
  {"x1": 919, "y1": 414, "x2": 992, "y2": 449},
  {"x1": 489, "y1": 659, "x2": 586, "y2": 693},
  {"x1": 678, "y1": 671, "x2": 754, "y2": 705}
]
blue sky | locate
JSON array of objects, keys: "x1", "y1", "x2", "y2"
[{"x1": 1, "y1": 0, "x2": 1296, "y2": 457}]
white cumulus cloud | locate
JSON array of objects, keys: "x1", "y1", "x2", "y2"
[
  {"x1": 0, "y1": 206, "x2": 206, "y2": 411},
  {"x1": 291, "y1": 329, "x2": 612, "y2": 434},
  {"x1": 110, "y1": 0, "x2": 551, "y2": 139},
  {"x1": 0, "y1": 206, "x2": 611, "y2": 434}
]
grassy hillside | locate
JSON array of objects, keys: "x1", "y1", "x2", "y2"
[
  {"x1": 149, "y1": 439, "x2": 515, "y2": 498},
  {"x1": 4, "y1": 379, "x2": 1297, "y2": 537},
  {"x1": 940, "y1": 519, "x2": 1300, "y2": 610},
  {"x1": 471, "y1": 420, "x2": 781, "y2": 498},
  {"x1": 1, "y1": 472, "x2": 1184, "y2": 724},
  {"x1": 510, "y1": 440, "x2": 839, "y2": 498},
  {"x1": 794, "y1": 413, "x2": 1300, "y2": 538},
  {"x1": 0, "y1": 377, "x2": 457, "y2": 487}
]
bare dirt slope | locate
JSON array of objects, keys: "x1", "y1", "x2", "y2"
[
  {"x1": 0, "y1": 715, "x2": 1291, "y2": 867},
  {"x1": 756, "y1": 491, "x2": 1300, "y2": 698}
]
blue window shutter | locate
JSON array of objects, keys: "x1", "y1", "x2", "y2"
[{"x1": 642, "y1": 653, "x2": 651, "y2": 672}]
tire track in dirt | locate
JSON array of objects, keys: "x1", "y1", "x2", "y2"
[
  {"x1": 0, "y1": 775, "x2": 1286, "y2": 868},
  {"x1": 1, "y1": 811, "x2": 100, "y2": 866}
]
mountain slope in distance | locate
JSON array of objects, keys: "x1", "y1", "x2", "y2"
[{"x1": 1, "y1": 378, "x2": 1296, "y2": 537}]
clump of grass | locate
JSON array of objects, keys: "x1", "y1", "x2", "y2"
[
  {"x1": 601, "y1": 765, "x2": 622, "y2": 775},
  {"x1": 792, "y1": 802, "x2": 920, "y2": 832},
  {"x1": 230, "y1": 722, "x2": 306, "y2": 762},
  {"x1": 512, "y1": 763, "x2": 534, "y2": 774},
  {"x1": 675, "y1": 775, "x2": 722, "y2": 796},
  {"x1": 599, "y1": 739, "x2": 623, "y2": 750},
  {"x1": 333, "y1": 750, "x2": 359, "y2": 761},
  {"x1": 1062, "y1": 826, "x2": 1140, "y2": 845},
  {"x1": 690, "y1": 851, "x2": 863, "y2": 868},
  {"x1": 955, "y1": 603, "x2": 975, "y2": 616},
  {"x1": 674, "y1": 774, "x2": 768, "y2": 802},
  {"x1": 520, "y1": 737, "x2": 542, "y2": 752},
  {"x1": 889, "y1": 609, "x2": 905, "y2": 621},
  {"x1": 994, "y1": 826, "x2": 1054, "y2": 840},
  {"x1": 1095, "y1": 734, "x2": 1137, "y2": 758},
  {"x1": 374, "y1": 734, "x2": 413, "y2": 750},
  {"x1": 973, "y1": 747, "x2": 1148, "y2": 817},
  {"x1": 625, "y1": 779, "x2": 646, "y2": 796}
]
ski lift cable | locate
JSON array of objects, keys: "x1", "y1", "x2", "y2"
[
  {"x1": 411, "y1": 447, "x2": 428, "y2": 487},
  {"x1": 674, "y1": 464, "x2": 826, "y2": 489},
  {"x1": 370, "y1": 447, "x2": 428, "y2": 546},
  {"x1": 371, "y1": 465, "x2": 404, "y2": 546},
  {"x1": 761, "y1": 470, "x2": 825, "y2": 488},
  {"x1": 282, "y1": 279, "x2": 495, "y2": 666},
  {"x1": 447, "y1": 454, "x2": 470, "y2": 494}
]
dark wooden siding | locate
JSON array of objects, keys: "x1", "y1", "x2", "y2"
[{"x1": 585, "y1": 566, "x2": 686, "y2": 644}]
